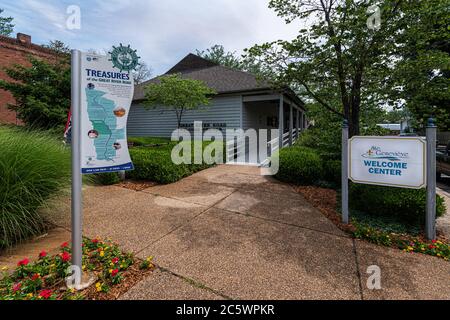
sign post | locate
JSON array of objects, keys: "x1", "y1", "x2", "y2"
[
  {"x1": 426, "y1": 118, "x2": 437, "y2": 240},
  {"x1": 69, "y1": 45, "x2": 139, "y2": 287},
  {"x1": 341, "y1": 120, "x2": 349, "y2": 224},
  {"x1": 71, "y1": 49, "x2": 83, "y2": 276},
  {"x1": 343, "y1": 121, "x2": 437, "y2": 241}
]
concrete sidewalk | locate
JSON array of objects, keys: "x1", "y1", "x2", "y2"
[{"x1": 46, "y1": 165, "x2": 450, "y2": 300}]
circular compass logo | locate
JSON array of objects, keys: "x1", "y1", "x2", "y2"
[{"x1": 108, "y1": 44, "x2": 140, "y2": 72}]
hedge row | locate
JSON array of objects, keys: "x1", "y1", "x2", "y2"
[
  {"x1": 276, "y1": 146, "x2": 341, "y2": 187},
  {"x1": 350, "y1": 183, "x2": 446, "y2": 223},
  {"x1": 126, "y1": 141, "x2": 222, "y2": 184},
  {"x1": 275, "y1": 144, "x2": 446, "y2": 225}
]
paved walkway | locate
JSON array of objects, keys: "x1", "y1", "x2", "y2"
[{"x1": 45, "y1": 165, "x2": 449, "y2": 300}]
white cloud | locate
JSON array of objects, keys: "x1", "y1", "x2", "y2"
[{"x1": 3, "y1": 0, "x2": 300, "y2": 74}]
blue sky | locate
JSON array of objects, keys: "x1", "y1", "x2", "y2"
[{"x1": 2, "y1": 0, "x2": 299, "y2": 75}]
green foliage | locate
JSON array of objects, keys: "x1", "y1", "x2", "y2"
[
  {"x1": 0, "y1": 238, "x2": 137, "y2": 300},
  {"x1": 196, "y1": 44, "x2": 264, "y2": 76},
  {"x1": 196, "y1": 45, "x2": 242, "y2": 70},
  {"x1": 0, "y1": 56, "x2": 70, "y2": 130},
  {"x1": 349, "y1": 183, "x2": 446, "y2": 226},
  {"x1": 128, "y1": 136, "x2": 170, "y2": 147},
  {"x1": 0, "y1": 127, "x2": 70, "y2": 248},
  {"x1": 42, "y1": 40, "x2": 71, "y2": 54},
  {"x1": 276, "y1": 146, "x2": 324, "y2": 185},
  {"x1": 128, "y1": 141, "x2": 220, "y2": 184},
  {"x1": 352, "y1": 220, "x2": 450, "y2": 261},
  {"x1": 245, "y1": 1, "x2": 448, "y2": 135},
  {"x1": 352, "y1": 221, "x2": 393, "y2": 247},
  {"x1": 360, "y1": 125, "x2": 392, "y2": 136},
  {"x1": 297, "y1": 126, "x2": 341, "y2": 160},
  {"x1": 322, "y1": 160, "x2": 341, "y2": 187},
  {"x1": 0, "y1": 8, "x2": 14, "y2": 36},
  {"x1": 93, "y1": 172, "x2": 121, "y2": 186},
  {"x1": 144, "y1": 74, "x2": 216, "y2": 128},
  {"x1": 389, "y1": 0, "x2": 450, "y2": 131},
  {"x1": 128, "y1": 147, "x2": 190, "y2": 184}
]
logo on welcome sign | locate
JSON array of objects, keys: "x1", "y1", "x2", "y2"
[{"x1": 361, "y1": 146, "x2": 409, "y2": 162}]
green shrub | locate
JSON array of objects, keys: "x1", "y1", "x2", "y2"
[
  {"x1": 322, "y1": 159, "x2": 341, "y2": 187},
  {"x1": 127, "y1": 140, "x2": 223, "y2": 184},
  {"x1": 0, "y1": 127, "x2": 70, "y2": 248},
  {"x1": 349, "y1": 183, "x2": 446, "y2": 225},
  {"x1": 128, "y1": 148, "x2": 190, "y2": 184},
  {"x1": 296, "y1": 126, "x2": 341, "y2": 160},
  {"x1": 93, "y1": 172, "x2": 121, "y2": 185},
  {"x1": 276, "y1": 146, "x2": 324, "y2": 185}
]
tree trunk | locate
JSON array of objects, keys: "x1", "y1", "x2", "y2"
[{"x1": 350, "y1": 106, "x2": 360, "y2": 137}]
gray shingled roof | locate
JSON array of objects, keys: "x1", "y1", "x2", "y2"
[{"x1": 133, "y1": 54, "x2": 272, "y2": 101}]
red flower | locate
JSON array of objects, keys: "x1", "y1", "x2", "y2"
[
  {"x1": 112, "y1": 257, "x2": 119, "y2": 264},
  {"x1": 17, "y1": 258, "x2": 29, "y2": 267},
  {"x1": 12, "y1": 282, "x2": 22, "y2": 292},
  {"x1": 61, "y1": 251, "x2": 71, "y2": 262},
  {"x1": 429, "y1": 245, "x2": 436, "y2": 249},
  {"x1": 39, "y1": 290, "x2": 53, "y2": 299},
  {"x1": 92, "y1": 239, "x2": 99, "y2": 244},
  {"x1": 60, "y1": 242, "x2": 69, "y2": 248},
  {"x1": 111, "y1": 269, "x2": 119, "y2": 277},
  {"x1": 31, "y1": 274, "x2": 40, "y2": 281},
  {"x1": 432, "y1": 240, "x2": 437, "y2": 244},
  {"x1": 39, "y1": 251, "x2": 47, "y2": 258}
]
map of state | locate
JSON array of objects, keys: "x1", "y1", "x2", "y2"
[{"x1": 86, "y1": 89, "x2": 125, "y2": 161}]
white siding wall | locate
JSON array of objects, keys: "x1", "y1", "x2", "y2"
[{"x1": 127, "y1": 95, "x2": 242, "y2": 137}]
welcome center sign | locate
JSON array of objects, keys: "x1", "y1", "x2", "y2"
[
  {"x1": 349, "y1": 136, "x2": 426, "y2": 189},
  {"x1": 79, "y1": 45, "x2": 139, "y2": 174}
]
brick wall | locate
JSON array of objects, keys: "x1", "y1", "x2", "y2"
[{"x1": 0, "y1": 33, "x2": 58, "y2": 124}]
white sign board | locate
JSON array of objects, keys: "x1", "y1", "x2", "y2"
[
  {"x1": 79, "y1": 52, "x2": 134, "y2": 174},
  {"x1": 349, "y1": 136, "x2": 426, "y2": 189}
]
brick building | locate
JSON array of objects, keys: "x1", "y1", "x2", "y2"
[{"x1": 0, "y1": 33, "x2": 58, "y2": 124}]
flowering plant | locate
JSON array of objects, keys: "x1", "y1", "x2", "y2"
[{"x1": 0, "y1": 238, "x2": 148, "y2": 300}]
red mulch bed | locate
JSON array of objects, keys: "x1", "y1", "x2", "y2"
[
  {"x1": 117, "y1": 180, "x2": 158, "y2": 192},
  {"x1": 294, "y1": 185, "x2": 449, "y2": 244},
  {"x1": 294, "y1": 186, "x2": 355, "y2": 234},
  {"x1": 83, "y1": 262, "x2": 155, "y2": 300}
]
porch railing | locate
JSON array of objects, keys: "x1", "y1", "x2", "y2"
[{"x1": 227, "y1": 128, "x2": 302, "y2": 166}]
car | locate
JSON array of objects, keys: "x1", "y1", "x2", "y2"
[{"x1": 437, "y1": 141, "x2": 450, "y2": 179}]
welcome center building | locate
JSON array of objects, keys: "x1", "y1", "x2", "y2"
[{"x1": 128, "y1": 54, "x2": 307, "y2": 163}]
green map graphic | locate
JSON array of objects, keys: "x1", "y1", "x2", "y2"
[{"x1": 86, "y1": 89, "x2": 125, "y2": 161}]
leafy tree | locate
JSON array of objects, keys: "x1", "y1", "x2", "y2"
[
  {"x1": 0, "y1": 8, "x2": 14, "y2": 36},
  {"x1": 197, "y1": 44, "x2": 264, "y2": 76},
  {"x1": 132, "y1": 61, "x2": 152, "y2": 84},
  {"x1": 144, "y1": 74, "x2": 216, "y2": 128},
  {"x1": 244, "y1": 1, "x2": 409, "y2": 136},
  {"x1": 0, "y1": 57, "x2": 70, "y2": 130},
  {"x1": 43, "y1": 40, "x2": 71, "y2": 54},
  {"x1": 196, "y1": 45, "x2": 242, "y2": 70},
  {"x1": 389, "y1": 0, "x2": 450, "y2": 131}
]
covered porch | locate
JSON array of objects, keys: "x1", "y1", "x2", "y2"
[{"x1": 226, "y1": 92, "x2": 307, "y2": 165}]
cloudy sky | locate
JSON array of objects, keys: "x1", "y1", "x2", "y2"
[{"x1": 2, "y1": 0, "x2": 299, "y2": 75}]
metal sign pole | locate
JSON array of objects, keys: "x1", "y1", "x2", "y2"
[
  {"x1": 71, "y1": 50, "x2": 83, "y2": 275},
  {"x1": 342, "y1": 120, "x2": 349, "y2": 224},
  {"x1": 426, "y1": 118, "x2": 437, "y2": 240}
]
